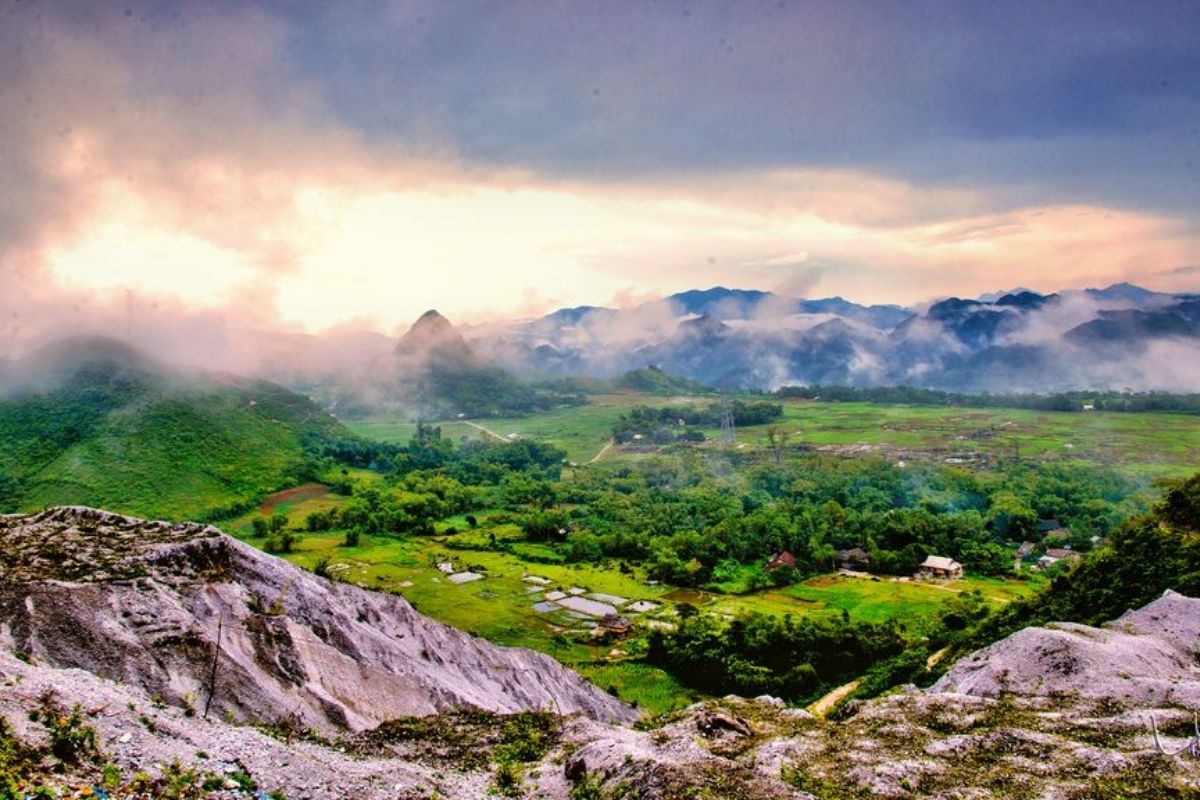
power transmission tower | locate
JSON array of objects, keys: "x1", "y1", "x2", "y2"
[{"x1": 719, "y1": 392, "x2": 736, "y2": 446}]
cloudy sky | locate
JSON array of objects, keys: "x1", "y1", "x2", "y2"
[{"x1": 1, "y1": 0, "x2": 1198, "y2": 342}]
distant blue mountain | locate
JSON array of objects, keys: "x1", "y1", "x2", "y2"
[
  {"x1": 658, "y1": 286, "x2": 911, "y2": 328},
  {"x1": 479, "y1": 282, "x2": 1199, "y2": 392},
  {"x1": 663, "y1": 287, "x2": 772, "y2": 316},
  {"x1": 1084, "y1": 282, "x2": 1171, "y2": 304},
  {"x1": 539, "y1": 305, "x2": 616, "y2": 326}
]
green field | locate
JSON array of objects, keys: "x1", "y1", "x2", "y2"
[
  {"x1": 766, "y1": 401, "x2": 1200, "y2": 478},
  {"x1": 347, "y1": 396, "x2": 1200, "y2": 478},
  {"x1": 228, "y1": 482, "x2": 1040, "y2": 713},
  {"x1": 347, "y1": 393, "x2": 697, "y2": 463}
]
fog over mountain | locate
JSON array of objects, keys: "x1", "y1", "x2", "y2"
[
  {"x1": 453, "y1": 283, "x2": 1198, "y2": 394},
  {"x1": 3, "y1": 282, "x2": 1197, "y2": 407}
]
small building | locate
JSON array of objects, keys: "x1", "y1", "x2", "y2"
[
  {"x1": 917, "y1": 555, "x2": 963, "y2": 580},
  {"x1": 1016, "y1": 541, "x2": 1037, "y2": 558},
  {"x1": 765, "y1": 551, "x2": 798, "y2": 572},
  {"x1": 599, "y1": 614, "x2": 633, "y2": 635},
  {"x1": 838, "y1": 547, "x2": 871, "y2": 570},
  {"x1": 1038, "y1": 547, "x2": 1082, "y2": 569}
]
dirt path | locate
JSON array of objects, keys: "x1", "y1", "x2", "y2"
[
  {"x1": 805, "y1": 646, "x2": 951, "y2": 719},
  {"x1": 462, "y1": 420, "x2": 509, "y2": 443},
  {"x1": 807, "y1": 678, "x2": 861, "y2": 718},
  {"x1": 587, "y1": 439, "x2": 615, "y2": 464},
  {"x1": 926, "y1": 646, "x2": 951, "y2": 669}
]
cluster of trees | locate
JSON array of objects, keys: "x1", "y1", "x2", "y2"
[
  {"x1": 268, "y1": 428, "x2": 571, "y2": 547},
  {"x1": 297, "y1": 420, "x2": 1145, "y2": 599},
  {"x1": 251, "y1": 513, "x2": 295, "y2": 553},
  {"x1": 612, "y1": 400, "x2": 783, "y2": 444},
  {"x1": 956, "y1": 471, "x2": 1200, "y2": 655},
  {"x1": 419, "y1": 361, "x2": 587, "y2": 419},
  {"x1": 777, "y1": 384, "x2": 1200, "y2": 414},
  {"x1": 646, "y1": 608, "x2": 907, "y2": 702},
  {"x1": 533, "y1": 457, "x2": 1142, "y2": 589}
]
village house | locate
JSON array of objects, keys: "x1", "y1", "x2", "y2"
[
  {"x1": 838, "y1": 547, "x2": 871, "y2": 570},
  {"x1": 765, "y1": 551, "x2": 797, "y2": 572},
  {"x1": 917, "y1": 555, "x2": 964, "y2": 580},
  {"x1": 1038, "y1": 547, "x2": 1082, "y2": 570}
]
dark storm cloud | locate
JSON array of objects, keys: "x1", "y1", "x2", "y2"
[
  {"x1": 3, "y1": 0, "x2": 1197, "y2": 218},
  {"x1": 271, "y1": 0, "x2": 1200, "y2": 211}
]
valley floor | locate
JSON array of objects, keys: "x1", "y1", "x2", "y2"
[
  {"x1": 347, "y1": 394, "x2": 1200, "y2": 477},
  {"x1": 226, "y1": 484, "x2": 1041, "y2": 715}
]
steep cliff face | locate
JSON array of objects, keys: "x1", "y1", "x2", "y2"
[{"x1": 0, "y1": 507, "x2": 636, "y2": 734}]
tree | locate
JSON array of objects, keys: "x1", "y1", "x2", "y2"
[
  {"x1": 765, "y1": 425, "x2": 792, "y2": 467},
  {"x1": 988, "y1": 492, "x2": 1037, "y2": 540}
]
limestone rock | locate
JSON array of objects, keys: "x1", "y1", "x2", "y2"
[{"x1": 0, "y1": 507, "x2": 636, "y2": 734}]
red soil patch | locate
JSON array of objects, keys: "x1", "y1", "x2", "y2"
[{"x1": 257, "y1": 483, "x2": 329, "y2": 515}]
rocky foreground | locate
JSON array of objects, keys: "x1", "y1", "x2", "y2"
[{"x1": 2, "y1": 508, "x2": 1199, "y2": 798}]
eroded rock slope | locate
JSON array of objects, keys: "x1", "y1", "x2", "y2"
[
  {"x1": 934, "y1": 590, "x2": 1200, "y2": 706},
  {"x1": 2, "y1": 508, "x2": 1199, "y2": 799},
  {"x1": 0, "y1": 507, "x2": 635, "y2": 734}
]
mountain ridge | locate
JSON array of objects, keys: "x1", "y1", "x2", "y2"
[{"x1": 473, "y1": 282, "x2": 1200, "y2": 392}]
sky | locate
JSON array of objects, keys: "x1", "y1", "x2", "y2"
[{"x1": 1, "y1": 0, "x2": 1198, "y2": 343}]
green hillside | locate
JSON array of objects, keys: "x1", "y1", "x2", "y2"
[
  {"x1": 0, "y1": 338, "x2": 358, "y2": 521},
  {"x1": 615, "y1": 366, "x2": 713, "y2": 395}
]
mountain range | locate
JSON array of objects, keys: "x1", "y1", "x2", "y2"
[
  {"x1": 9, "y1": 281, "x2": 1196, "y2": 428},
  {"x1": 465, "y1": 282, "x2": 1200, "y2": 393}
]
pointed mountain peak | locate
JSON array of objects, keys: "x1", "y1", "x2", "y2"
[
  {"x1": 395, "y1": 310, "x2": 472, "y2": 360},
  {"x1": 412, "y1": 309, "x2": 454, "y2": 330}
]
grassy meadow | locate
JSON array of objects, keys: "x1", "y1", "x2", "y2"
[{"x1": 349, "y1": 394, "x2": 1200, "y2": 478}]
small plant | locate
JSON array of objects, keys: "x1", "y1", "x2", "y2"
[
  {"x1": 568, "y1": 773, "x2": 605, "y2": 800},
  {"x1": 159, "y1": 759, "x2": 201, "y2": 799},
  {"x1": 182, "y1": 691, "x2": 197, "y2": 717},
  {"x1": 100, "y1": 763, "x2": 123, "y2": 790},
  {"x1": 491, "y1": 759, "x2": 522, "y2": 797},
  {"x1": 31, "y1": 697, "x2": 99, "y2": 766},
  {"x1": 228, "y1": 769, "x2": 256, "y2": 792}
]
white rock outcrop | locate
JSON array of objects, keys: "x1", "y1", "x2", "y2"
[
  {"x1": 933, "y1": 590, "x2": 1200, "y2": 707},
  {"x1": 0, "y1": 507, "x2": 636, "y2": 733}
]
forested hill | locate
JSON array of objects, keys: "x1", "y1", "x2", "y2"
[{"x1": 0, "y1": 337, "x2": 361, "y2": 521}]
